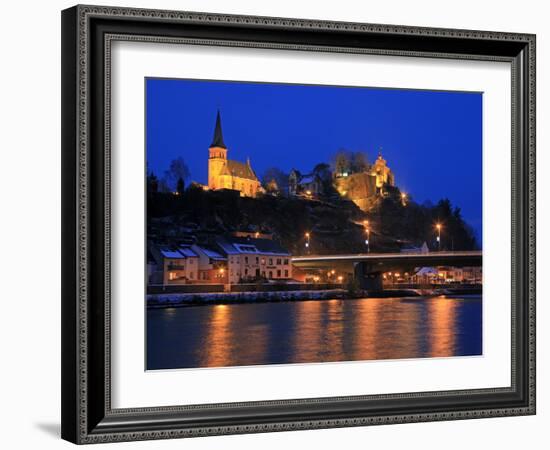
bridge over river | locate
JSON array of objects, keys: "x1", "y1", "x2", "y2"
[{"x1": 292, "y1": 251, "x2": 482, "y2": 290}]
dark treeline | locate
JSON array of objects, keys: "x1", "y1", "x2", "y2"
[
  {"x1": 372, "y1": 188, "x2": 478, "y2": 251},
  {"x1": 147, "y1": 183, "x2": 478, "y2": 255}
]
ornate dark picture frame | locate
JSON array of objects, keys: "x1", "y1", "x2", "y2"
[{"x1": 61, "y1": 5, "x2": 536, "y2": 444}]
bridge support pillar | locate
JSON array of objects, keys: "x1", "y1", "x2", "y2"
[{"x1": 354, "y1": 262, "x2": 383, "y2": 291}]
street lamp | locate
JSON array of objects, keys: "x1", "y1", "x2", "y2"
[
  {"x1": 305, "y1": 232, "x2": 310, "y2": 254},
  {"x1": 435, "y1": 223, "x2": 442, "y2": 251},
  {"x1": 362, "y1": 220, "x2": 370, "y2": 252},
  {"x1": 401, "y1": 192, "x2": 407, "y2": 206}
]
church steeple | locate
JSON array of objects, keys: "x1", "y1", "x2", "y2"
[{"x1": 210, "y1": 110, "x2": 227, "y2": 149}]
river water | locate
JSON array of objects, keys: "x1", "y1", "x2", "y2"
[{"x1": 147, "y1": 295, "x2": 482, "y2": 370}]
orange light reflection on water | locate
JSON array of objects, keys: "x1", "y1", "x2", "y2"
[
  {"x1": 200, "y1": 304, "x2": 233, "y2": 367},
  {"x1": 427, "y1": 296, "x2": 458, "y2": 357},
  {"x1": 163, "y1": 295, "x2": 471, "y2": 369},
  {"x1": 200, "y1": 304, "x2": 270, "y2": 368},
  {"x1": 292, "y1": 300, "x2": 323, "y2": 362}
]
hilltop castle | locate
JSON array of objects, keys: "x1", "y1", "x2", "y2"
[
  {"x1": 208, "y1": 111, "x2": 262, "y2": 197},
  {"x1": 333, "y1": 152, "x2": 395, "y2": 210},
  {"x1": 289, "y1": 151, "x2": 396, "y2": 211}
]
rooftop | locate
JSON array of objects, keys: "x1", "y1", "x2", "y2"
[
  {"x1": 217, "y1": 235, "x2": 290, "y2": 256},
  {"x1": 219, "y1": 159, "x2": 258, "y2": 181}
]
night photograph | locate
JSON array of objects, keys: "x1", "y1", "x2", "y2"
[{"x1": 145, "y1": 78, "x2": 482, "y2": 370}]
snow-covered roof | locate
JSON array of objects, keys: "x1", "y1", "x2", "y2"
[
  {"x1": 216, "y1": 236, "x2": 290, "y2": 257},
  {"x1": 160, "y1": 248, "x2": 184, "y2": 259},
  {"x1": 216, "y1": 240, "x2": 241, "y2": 255},
  {"x1": 400, "y1": 241, "x2": 429, "y2": 254},
  {"x1": 416, "y1": 267, "x2": 438, "y2": 275},
  {"x1": 178, "y1": 246, "x2": 198, "y2": 258},
  {"x1": 234, "y1": 244, "x2": 259, "y2": 254},
  {"x1": 300, "y1": 174, "x2": 316, "y2": 184},
  {"x1": 198, "y1": 247, "x2": 226, "y2": 260}
]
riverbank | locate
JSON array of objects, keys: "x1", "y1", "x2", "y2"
[
  {"x1": 147, "y1": 289, "x2": 346, "y2": 308},
  {"x1": 146, "y1": 286, "x2": 482, "y2": 308}
]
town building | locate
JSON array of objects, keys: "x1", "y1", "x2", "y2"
[
  {"x1": 399, "y1": 265, "x2": 482, "y2": 285},
  {"x1": 207, "y1": 110, "x2": 262, "y2": 197},
  {"x1": 216, "y1": 236, "x2": 292, "y2": 284},
  {"x1": 190, "y1": 244, "x2": 228, "y2": 283},
  {"x1": 149, "y1": 236, "x2": 293, "y2": 286},
  {"x1": 400, "y1": 241, "x2": 429, "y2": 254},
  {"x1": 149, "y1": 245, "x2": 199, "y2": 285},
  {"x1": 462, "y1": 266, "x2": 482, "y2": 284},
  {"x1": 288, "y1": 169, "x2": 324, "y2": 197}
]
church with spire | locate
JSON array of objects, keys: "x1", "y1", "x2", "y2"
[{"x1": 207, "y1": 110, "x2": 262, "y2": 198}]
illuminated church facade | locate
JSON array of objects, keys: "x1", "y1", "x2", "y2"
[{"x1": 207, "y1": 111, "x2": 262, "y2": 197}]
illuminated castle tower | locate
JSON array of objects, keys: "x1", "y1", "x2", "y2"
[
  {"x1": 333, "y1": 150, "x2": 395, "y2": 211},
  {"x1": 207, "y1": 110, "x2": 261, "y2": 197},
  {"x1": 371, "y1": 151, "x2": 395, "y2": 192}
]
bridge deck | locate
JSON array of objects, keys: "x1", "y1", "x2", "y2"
[{"x1": 292, "y1": 251, "x2": 482, "y2": 271}]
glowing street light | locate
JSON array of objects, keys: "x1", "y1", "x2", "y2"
[
  {"x1": 435, "y1": 223, "x2": 442, "y2": 251},
  {"x1": 365, "y1": 229, "x2": 370, "y2": 253},
  {"x1": 305, "y1": 232, "x2": 311, "y2": 254},
  {"x1": 337, "y1": 275, "x2": 344, "y2": 283},
  {"x1": 362, "y1": 220, "x2": 371, "y2": 252},
  {"x1": 401, "y1": 192, "x2": 407, "y2": 206}
]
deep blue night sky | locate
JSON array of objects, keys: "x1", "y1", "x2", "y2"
[{"x1": 146, "y1": 78, "x2": 482, "y2": 240}]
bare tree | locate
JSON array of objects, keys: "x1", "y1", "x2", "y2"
[
  {"x1": 332, "y1": 150, "x2": 369, "y2": 175},
  {"x1": 176, "y1": 177, "x2": 185, "y2": 194},
  {"x1": 351, "y1": 152, "x2": 369, "y2": 172},
  {"x1": 146, "y1": 170, "x2": 159, "y2": 193},
  {"x1": 333, "y1": 149, "x2": 351, "y2": 175},
  {"x1": 262, "y1": 167, "x2": 289, "y2": 194},
  {"x1": 163, "y1": 157, "x2": 190, "y2": 191}
]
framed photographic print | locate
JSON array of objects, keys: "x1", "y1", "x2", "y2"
[{"x1": 61, "y1": 5, "x2": 536, "y2": 444}]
